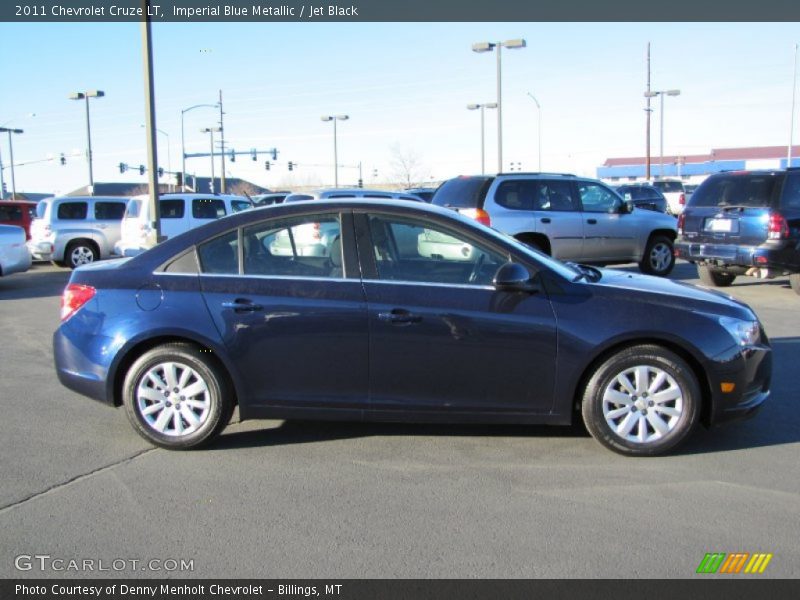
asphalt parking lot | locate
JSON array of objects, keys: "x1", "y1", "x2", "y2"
[{"x1": 0, "y1": 261, "x2": 798, "y2": 579}]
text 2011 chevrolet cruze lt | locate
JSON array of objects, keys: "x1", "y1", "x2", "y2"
[{"x1": 54, "y1": 200, "x2": 771, "y2": 456}]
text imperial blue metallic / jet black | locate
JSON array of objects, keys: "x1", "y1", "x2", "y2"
[{"x1": 53, "y1": 200, "x2": 771, "y2": 456}]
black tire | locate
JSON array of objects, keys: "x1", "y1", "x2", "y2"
[
  {"x1": 581, "y1": 344, "x2": 700, "y2": 457},
  {"x1": 65, "y1": 240, "x2": 98, "y2": 269},
  {"x1": 790, "y1": 273, "x2": 800, "y2": 296},
  {"x1": 638, "y1": 234, "x2": 675, "y2": 276},
  {"x1": 697, "y1": 264, "x2": 736, "y2": 287},
  {"x1": 123, "y1": 343, "x2": 234, "y2": 450},
  {"x1": 51, "y1": 260, "x2": 67, "y2": 268}
]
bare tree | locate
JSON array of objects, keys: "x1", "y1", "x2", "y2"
[
  {"x1": 226, "y1": 181, "x2": 263, "y2": 197},
  {"x1": 389, "y1": 144, "x2": 428, "y2": 189}
]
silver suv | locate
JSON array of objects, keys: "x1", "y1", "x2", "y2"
[
  {"x1": 432, "y1": 173, "x2": 678, "y2": 276},
  {"x1": 28, "y1": 196, "x2": 128, "y2": 268}
]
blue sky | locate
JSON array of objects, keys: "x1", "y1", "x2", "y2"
[{"x1": 1, "y1": 22, "x2": 798, "y2": 194}]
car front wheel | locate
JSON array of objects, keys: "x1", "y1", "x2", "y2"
[
  {"x1": 581, "y1": 344, "x2": 700, "y2": 456},
  {"x1": 638, "y1": 235, "x2": 675, "y2": 276},
  {"x1": 123, "y1": 343, "x2": 234, "y2": 449}
]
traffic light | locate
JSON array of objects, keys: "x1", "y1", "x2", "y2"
[
  {"x1": 139, "y1": 165, "x2": 145, "y2": 175},
  {"x1": 251, "y1": 148, "x2": 257, "y2": 161},
  {"x1": 265, "y1": 161, "x2": 271, "y2": 171},
  {"x1": 358, "y1": 178, "x2": 363, "y2": 188},
  {"x1": 229, "y1": 149, "x2": 235, "y2": 162},
  {"x1": 119, "y1": 162, "x2": 127, "y2": 174},
  {"x1": 288, "y1": 161, "x2": 294, "y2": 171},
  {"x1": 157, "y1": 167, "x2": 164, "y2": 178},
  {"x1": 60, "y1": 153, "x2": 66, "y2": 166},
  {"x1": 175, "y1": 172, "x2": 183, "y2": 188},
  {"x1": 271, "y1": 149, "x2": 278, "y2": 160}
]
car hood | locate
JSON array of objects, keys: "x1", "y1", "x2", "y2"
[{"x1": 587, "y1": 268, "x2": 755, "y2": 318}]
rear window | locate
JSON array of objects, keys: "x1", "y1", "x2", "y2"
[
  {"x1": 620, "y1": 187, "x2": 658, "y2": 200},
  {"x1": 125, "y1": 199, "x2": 142, "y2": 218},
  {"x1": 432, "y1": 176, "x2": 493, "y2": 209},
  {"x1": 653, "y1": 181, "x2": 684, "y2": 193},
  {"x1": 193, "y1": 198, "x2": 226, "y2": 219},
  {"x1": 782, "y1": 171, "x2": 800, "y2": 210},
  {"x1": 57, "y1": 202, "x2": 88, "y2": 220},
  {"x1": 36, "y1": 201, "x2": 49, "y2": 219},
  {"x1": 94, "y1": 201, "x2": 126, "y2": 220},
  {"x1": 689, "y1": 174, "x2": 781, "y2": 208}
]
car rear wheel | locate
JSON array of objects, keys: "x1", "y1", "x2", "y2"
[
  {"x1": 697, "y1": 264, "x2": 736, "y2": 287},
  {"x1": 65, "y1": 241, "x2": 98, "y2": 269},
  {"x1": 581, "y1": 344, "x2": 700, "y2": 456},
  {"x1": 123, "y1": 343, "x2": 234, "y2": 450},
  {"x1": 638, "y1": 235, "x2": 675, "y2": 276},
  {"x1": 790, "y1": 273, "x2": 800, "y2": 296}
]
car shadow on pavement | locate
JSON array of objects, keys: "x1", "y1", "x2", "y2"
[
  {"x1": 678, "y1": 336, "x2": 800, "y2": 455},
  {"x1": 0, "y1": 264, "x2": 70, "y2": 300}
]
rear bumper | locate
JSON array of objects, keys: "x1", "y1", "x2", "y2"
[
  {"x1": 675, "y1": 239, "x2": 799, "y2": 273},
  {"x1": 113, "y1": 240, "x2": 146, "y2": 257},
  {"x1": 27, "y1": 240, "x2": 55, "y2": 261},
  {"x1": 53, "y1": 327, "x2": 115, "y2": 406}
]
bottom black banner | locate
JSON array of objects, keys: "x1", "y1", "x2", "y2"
[{"x1": 4, "y1": 580, "x2": 800, "y2": 600}]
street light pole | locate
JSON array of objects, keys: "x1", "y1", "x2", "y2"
[
  {"x1": 321, "y1": 115, "x2": 349, "y2": 187},
  {"x1": 201, "y1": 127, "x2": 221, "y2": 192},
  {"x1": 467, "y1": 103, "x2": 497, "y2": 175},
  {"x1": 644, "y1": 89, "x2": 681, "y2": 178},
  {"x1": 181, "y1": 103, "x2": 217, "y2": 191},
  {"x1": 472, "y1": 39, "x2": 526, "y2": 172},
  {"x1": 526, "y1": 92, "x2": 542, "y2": 171},
  {"x1": 69, "y1": 90, "x2": 104, "y2": 193},
  {"x1": 0, "y1": 128, "x2": 23, "y2": 199},
  {"x1": 790, "y1": 43, "x2": 798, "y2": 167}
]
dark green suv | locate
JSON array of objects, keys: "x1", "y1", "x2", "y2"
[{"x1": 675, "y1": 169, "x2": 800, "y2": 294}]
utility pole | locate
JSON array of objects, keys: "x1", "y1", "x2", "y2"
[
  {"x1": 218, "y1": 89, "x2": 226, "y2": 194},
  {"x1": 790, "y1": 43, "x2": 798, "y2": 167},
  {"x1": 645, "y1": 42, "x2": 652, "y2": 181},
  {"x1": 141, "y1": 0, "x2": 161, "y2": 245}
]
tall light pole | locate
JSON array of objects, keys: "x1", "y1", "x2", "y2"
[
  {"x1": 644, "y1": 89, "x2": 681, "y2": 178},
  {"x1": 0, "y1": 114, "x2": 34, "y2": 199},
  {"x1": 201, "y1": 127, "x2": 221, "y2": 192},
  {"x1": 526, "y1": 92, "x2": 542, "y2": 171},
  {"x1": 789, "y1": 43, "x2": 798, "y2": 167},
  {"x1": 472, "y1": 38, "x2": 526, "y2": 172},
  {"x1": 321, "y1": 115, "x2": 349, "y2": 187},
  {"x1": 466, "y1": 103, "x2": 497, "y2": 175},
  {"x1": 69, "y1": 90, "x2": 104, "y2": 193},
  {"x1": 181, "y1": 103, "x2": 217, "y2": 191},
  {"x1": 0, "y1": 128, "x2": 23, "y2": 199}
]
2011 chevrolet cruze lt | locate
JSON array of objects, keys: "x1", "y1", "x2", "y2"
[{"x1": 54, "y1": 200, "x2": 771, "y2": 456}]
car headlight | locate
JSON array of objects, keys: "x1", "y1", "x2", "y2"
[{"x1": 719, "y1": 317, "x2": 760, "y2": 347}]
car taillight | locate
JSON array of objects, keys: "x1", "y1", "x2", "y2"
[
  {"x1": 679, "y1": 193, "x2": 685, "y2": 206},
  {"x1": 61, "y1": 284, "x2": 96, "y2": 321},
  {"x1": 768, "y1": 214, "x2": 789, "y2": 240},
  {"x1": 677, "y1": 213, "x2": 685, "y2": 235},
  {"x1": 460, "y1": 208, "x2": 491, "y2": 227}
]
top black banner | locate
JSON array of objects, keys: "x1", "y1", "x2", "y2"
[{"x1": 3, "y1": 0, "x2": 800, "y2": 22}]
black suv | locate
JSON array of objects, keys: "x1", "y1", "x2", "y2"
[
  {"x1": 615, "y1": 184, "x2": 668, "y2": 213},
  {"x1": 675, "y1": 169, "x2": 800, "y2": 294}
]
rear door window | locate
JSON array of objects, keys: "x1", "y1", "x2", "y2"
[
  {"x1": 94, "y1": 201, "x2": 126, "y2": 220},
  {"x1": 159, "y1": 199, "x2": 185, "y2": 219},
  {"x1": 0, "y1": 205, "x2": 23, "y2": 222},
  {"x1": 57, "y1": 202, "x2": 88, "y2": 220},
  {"x1": 495, "y1": 179, "x2": 577, "y2": 211},
  {"x1": 781, "y1": 171, "x2": 800, "y2": 210}
]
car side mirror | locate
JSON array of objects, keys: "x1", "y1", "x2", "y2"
[
  {"x1": 616, "y1": 200, "x2": 634, "y2": 214},
  {"x1": 493, "y1": 262, "x2": 540, "y2": 293}
]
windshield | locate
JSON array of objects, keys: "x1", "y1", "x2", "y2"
[{"x1": 231, "y1": 200, "x2": 252, "y2": 213}]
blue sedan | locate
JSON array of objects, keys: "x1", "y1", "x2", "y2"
[{"x1": 54, "y1": 200, "x2": 771, "y2": 456}]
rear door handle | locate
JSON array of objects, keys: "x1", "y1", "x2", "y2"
[
  {"x1": 540, "y1": 217, "x2": 551, "y2": 224},
  {"x1": 587, "y1": 219, "x2": 597, "y2": 225},
  {"x1": 221, "y1": 299, "x2": 263, "y2": 312},
  {"x1": 378, "y1": 309, "x2": 422, "y2": 324}
]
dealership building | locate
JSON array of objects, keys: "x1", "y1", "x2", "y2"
[{"x1": 597, "y1": 145, "x2": 800, "y2": 184}]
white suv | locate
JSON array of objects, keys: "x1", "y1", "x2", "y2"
[
  {"x1": 651, "y1": 179, "x2": 687, "y2": 215},
  {"x1": 115, "y1": 193, "x2": 253, "y2": 257},
  {"x1": 28, "y1": 196, "x2": 128, "y2": 268}
]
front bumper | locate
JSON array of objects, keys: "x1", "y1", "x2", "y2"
[
  {"x1": 675, "y1": 239, "x2": 799, "y2": 273},
  {"x1": 706, "y1": 342, "x2": 772, "y2": 427}
]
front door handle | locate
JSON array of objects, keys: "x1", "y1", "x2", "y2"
[
  {"x1": 587, "y1": 218, "x2": 598, "y2": 225},
  {"x1": 378, "y1": 309, "x2": 422, "y2": 324},
  {"x1": 221, "y1": 299, "x2": 263, "y2": 312},
  {"x1": 540, "y1": 217, "x2": 551, "y2": 224}
]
